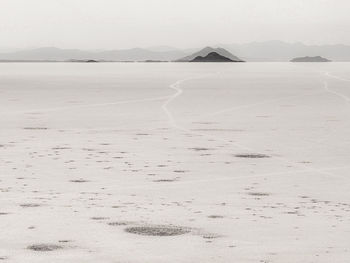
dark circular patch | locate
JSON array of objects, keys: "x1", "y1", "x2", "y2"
[
  {"x1": 235, "y1": 153, "x2": 270, "y2": 158},
  {"x1": 27, "y1": 244, "x2": 63, "y2": 252},
  {"x1": 208, "y1": 215, "x2": 224, "y2": 219},
  {"x1": 124, "y1": 225, "x2": 190, "y2": 236},
  {"x1": 58, "y1": 240, "x2": 72, "y2": 243},
  {"x1": 248, "y1": 192, "x2": 270, "y2": 197},
  {"x1": 20, "y1": 203, "x2": 41, "y2": 208},
  {"x1": 153, "y1": 179, "x2": 177, "y2": 182},
  {"x1": 23, "y1": 127, "x2": 48, "y2": 130},
  {"x1": 91, "y1": 217, "x2": 109, "y2": 221},
  {"x1": 108, "y1": 221, "x2": 132, "y2": 226},
  {"x1": 69, "y1": 179, "x2": 89, "y2": 183},
  {"x1": 190, "y1": 147, "x2": 212, "y2": 151},
  {"x1": 202, "y1": 233, "x2": 222, "y2": 239}
]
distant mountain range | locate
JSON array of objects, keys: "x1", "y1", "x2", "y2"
[
  {"x1": 1, "y1": 41, "x2": 350, "y2": 62},
  {"x1": 290, "y1": 56, "x2": 331, "y2": 62},
  {"x1": 0, "y1": 47, "x2": 186, "y2": 62},
  {"x1": 177, "y1": 47, "x2": 243, "y2": 62},
  {"x1": 190, "y1": 52, "x2": 238, "y2": 62},
  {"x1": 220, "y1": 41, "x2": 350, "y2": 61}
]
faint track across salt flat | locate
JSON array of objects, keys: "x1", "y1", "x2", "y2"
[
  {"x1": 161, "y1": 79, "x2": 185, "y2": 129},
  {"x1": 2, "y1": 95, "x2": 172, "y2": 116},
  {"x1": 161, "y1": 72, "x2": 253, "y2": 151},
  {"x1": 325, "y1": 71, "x2": 350, "y2": 82},
  {"x1": 323, "y1": 81, "x2": 350, "y2": 104},
  {"x1": 161, "y1": 70, "x2": 346, "y2": 181},
  {"x1": 323, "y1": 72, "x2": 350, "y2": 105}
]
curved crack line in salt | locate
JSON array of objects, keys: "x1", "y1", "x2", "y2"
[
  {"x1": 161, "y1": 79, "x2": 186, "y2": 129},
  {"x1": 161, "y1": 73, "x2": 252, "y2": 151},
  {"x1": 325, "y1": 72, "x2": 350, "y2": 82},
  {"x1": 162, "y1": 73, "x2": 338, "y2": 179},
  {"x1": 323, "y1": 81, "x2": 350, "y2": 104}
]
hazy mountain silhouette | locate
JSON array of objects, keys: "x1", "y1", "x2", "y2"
[
  {"x1": 0, "y1": 47, "x2": 92, "y2": 61},
  {"x1": 177, "y1": 47, "x2": 243, "y2": 62},
  {"x1": 190, "y1": 52, "x2": 236, "y2": 62},
  {"x1": 0, "y1": 47, "x2": 186, "y2": 61},
  {"x1": 290, "y1": 56, "x2": 331, "y2": 62},
  {"x1": 220, "y1": 41, "x2": 350, "y2": 61},
  {"x1": 1, "y1": 41, "x2": 350, "y2": 61}
]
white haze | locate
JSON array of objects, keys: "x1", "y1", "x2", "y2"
[{"x1": 0, "y1": 0, "x2": 350, "y2": 49}]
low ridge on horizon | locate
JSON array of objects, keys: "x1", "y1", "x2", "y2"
[
  {"x1": 189, "y1": 52, "x2": 242, "y2": 62},
  {"x1": 177, "y1": 46, "x2": 244, "y2": 62},
  {"x1": 1, "y1": 41, "x2": 350, "y2": 62},
  {"x1": 290, "y1": 56, "x2": 331, "y2": 62}
]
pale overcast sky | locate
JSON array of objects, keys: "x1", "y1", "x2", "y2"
[{"x1": 1, "y1": 0, "x2": 349, "y2": 49}]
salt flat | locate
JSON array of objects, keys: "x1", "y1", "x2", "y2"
[{"x1": 0, "y1": 62, "x2": 350, "y2": 263}]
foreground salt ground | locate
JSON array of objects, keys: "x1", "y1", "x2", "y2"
[{"x1": 0, "y1": 62, "x2": 350, "y2": 263}]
